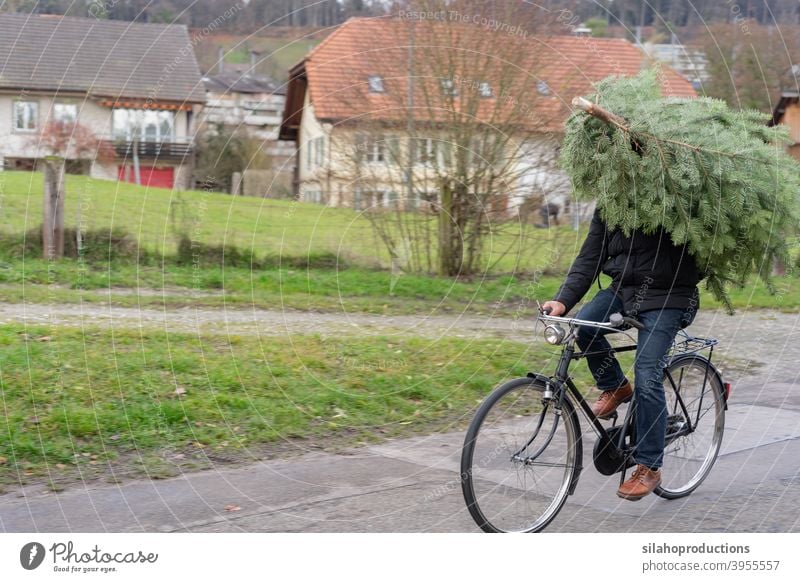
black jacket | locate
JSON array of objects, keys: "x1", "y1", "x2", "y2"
[{"x1": 553, "y1": 209, "x2": 703, "y2": 315}]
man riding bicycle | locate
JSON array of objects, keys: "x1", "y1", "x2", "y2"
[{"x1": 542, "y1": 208, "x2": 702, "y2": 501}]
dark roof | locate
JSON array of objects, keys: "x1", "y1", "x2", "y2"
[
  {"x1": 769, "y1": 92, "x2": 800, "y2": 127},
  {"x1": 0, "y1": 13, "x2": 205, "y2": 103},
  {"x1": 203, "y1": 70, "x2": 286, "y2": 95}
]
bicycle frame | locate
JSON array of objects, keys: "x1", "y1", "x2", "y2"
[
  {"x1": 532, "y1": 312, "x2": 718, "y2": 471},
  {"x1": 532, "y1": 336, "x2": 635, "y2": 462}
]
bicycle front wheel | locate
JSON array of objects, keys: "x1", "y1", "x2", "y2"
[
  {"x1": 461, "y1": 377, "x2": 581, "y2": 533},
  {"x1": 654, "y1": 355, "x2": 725, "y2": 499}
]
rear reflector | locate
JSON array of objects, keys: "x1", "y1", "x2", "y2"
[{"x1": 724, "y1": 382, "x2": 731, "y2": 400}]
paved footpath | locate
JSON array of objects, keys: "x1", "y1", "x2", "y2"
[{"x1": 1, "y1": 307, "x2": 799, "y2": 532}]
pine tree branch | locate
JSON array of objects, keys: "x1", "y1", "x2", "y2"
[{"x1": 571, "y1": 97, "x2": 758, "y2": 162}]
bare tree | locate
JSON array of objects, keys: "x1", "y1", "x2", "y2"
[
  {"x1": 32, "y1": 121, "x2": 115, "y2": 259},
  {"x1": 328, "y1": 0, "x2": 569, "y2": 277},
  {"x1": 699, "y1": 20, "x2": 800, "y2": 112}
]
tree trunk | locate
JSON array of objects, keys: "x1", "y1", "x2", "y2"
[
  {"x1": 438, "y1": 184, "x2": 454, "y2": 276},
  {"x1": 42, "y1": 158, "x2": 66, "y2": 260},
  {"x1": 438, "y1": 183, "x2": 465, "y2": 276}
]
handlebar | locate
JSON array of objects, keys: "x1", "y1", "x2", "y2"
[{"x1": 537, "y1": 309, "x2": 645, "y2": 331}]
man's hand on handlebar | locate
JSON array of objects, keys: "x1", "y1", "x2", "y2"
[{"x1": 541, "y1": 300, "x2": 566, "y2": 317}]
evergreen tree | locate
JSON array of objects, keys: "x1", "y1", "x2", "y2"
[{"x1": 560, "y1": 69, "x2": 800, "y2": 312}]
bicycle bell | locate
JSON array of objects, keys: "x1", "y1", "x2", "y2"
[{"x1": 543, "y1": 323, "x2": 566, "y2": 345}]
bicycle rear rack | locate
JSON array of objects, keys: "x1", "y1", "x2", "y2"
[{"x1": 669, "y1": 330, "x2": 718, "y2": 358}]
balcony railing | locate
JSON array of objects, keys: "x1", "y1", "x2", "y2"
[{"x1": 109, "y1": 139, "x2": 193, "y2": 161}]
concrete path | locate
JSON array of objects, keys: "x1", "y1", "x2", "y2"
[
  {"x1": 0, "y1": 399, "x2": 799, "y2": 533},
  {"x1": 1, "y1": 306, "x2": 799, "y2": 532}
]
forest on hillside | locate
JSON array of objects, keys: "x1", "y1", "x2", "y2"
[
  {"x1": 4, "y1": 1, "x2": 800, "y2": 30},
  {"x1": 4, "y1": 1, "x2": 799, "y2": 112}
]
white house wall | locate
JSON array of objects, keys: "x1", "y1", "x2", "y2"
[
  {"x1": 0, "y1": 92, "x2": 194, "y2": 189},
  {"x1": 298, "y1": 91, "x2": 332, "y2": 203},
  {"x1": 513, "y1": 136, "x2": 572, "y2": 212},
  {"x1": 295, "y1": 100, "x2": 577, "y2": 213}
]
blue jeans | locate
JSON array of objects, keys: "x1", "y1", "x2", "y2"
[{"x1": 575, "y1": 288, "x2": 696, "y2": 469}]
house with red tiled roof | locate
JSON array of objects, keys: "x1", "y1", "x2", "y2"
[{"x1": 279, "y1": 17, "x2": 695, "y2": 213}]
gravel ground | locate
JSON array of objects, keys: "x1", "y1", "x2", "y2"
[{"x1": 0, "y1": 301, "x2": 797, "y2": 373}]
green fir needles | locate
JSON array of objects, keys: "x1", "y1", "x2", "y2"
[{"x1": 560, "y1": 69, "x2": 800, "y2": 313}]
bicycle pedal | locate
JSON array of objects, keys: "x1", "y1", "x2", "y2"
[{"x1": 602, "y1": 411, "x2": 619, "y2": 422}]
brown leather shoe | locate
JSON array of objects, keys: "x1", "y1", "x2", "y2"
[
  {"x1": 591, "y1": 381, "x2": 633, "y2": 419},
  {"x1": 617, "y1": 465, "x2": 662, "y2": 501}
]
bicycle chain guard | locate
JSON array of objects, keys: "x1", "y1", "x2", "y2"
[{"x1": 592, "y1": 426, "x2": 636, "y2": 476}]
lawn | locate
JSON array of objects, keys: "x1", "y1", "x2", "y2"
[
  {"x1": 0, "y1": 170, "x2": 574, "y2": 274},
  {"x1": 0, "y1": 254, "x2": 796, "y2": 316},
  {"x1": 0, "y1": 324, "x2": 579, "y2": 490}
]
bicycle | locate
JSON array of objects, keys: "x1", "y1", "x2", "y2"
[{"x1": 460, "y1": 308, "x2": 730, "y2": 533}]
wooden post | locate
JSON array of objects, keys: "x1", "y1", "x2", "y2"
[{"x1": 42, "y1": 158, "x2": 65, "y2": 259}]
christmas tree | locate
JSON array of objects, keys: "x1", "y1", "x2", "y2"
[{"x1": 560, "y1": 69, "x2": 800, "y2": 312}]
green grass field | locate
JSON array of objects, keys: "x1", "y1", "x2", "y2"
[
  {"x1": 222, "y1": 37, "x2": 320, "y2": 82},
  {"x1": 0, "y1": 170, "x2": 574, "y2": 273},
  {"x1": 1, "y1": 170, "x2": 797, "y2": 314},
  {"x1": 0, "y1": 324, "x2": 576, "y2": 488},
  {"x1": 0, "y1": 170, "x2": 382, "y2": 262},
  {"x1": 0, "y1": 169, "x2": 793, "y2": 490}
]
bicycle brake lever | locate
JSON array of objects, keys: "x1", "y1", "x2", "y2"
[
  {"x1": 610, "y1": 313, "x2": 645, "y2": 330},
  {"x1": 623, "y1": 316, "x2": 645, "y2": 330}
]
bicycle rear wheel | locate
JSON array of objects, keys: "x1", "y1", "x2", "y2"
[
  {"x1": 461, "y1": 377, "x2": 581, "y2": 533},
  {"x1": 654, "y1": 355, "x2": 725, "y2": 499}
]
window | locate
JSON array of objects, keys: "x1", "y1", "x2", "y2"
[
  {"x1": 368, "y1": 75, "x2": 385, "y2": 93},
  {"x1": 479, "y1": 82, "x2": 493, "y2": 98},
  {"x1": 53, "y1": 103, "x2": 77, "y2": 124},
  {"x1": 13, "y1": 101, "x2": 38, "y2": 132},
  {"x1": 384, "y1": 135, "x2": 401, "y2": 162},
  {"x1": 306, "y1": 137, "x2": 325, "y2": 170},
  {"x1": 471, "y1": 135, "x2": 502, "y2": 163},
  {"x1": 440, "y1": 79, "x2": 458, "y2": 96},
  {"x1": 413, "y1": 137, "x2": 438, "y2": 166},
  {"x1": 536, "y1": 80, "x2": 551, "y2": 96},
  {"x1": 368, "y1": 139, "x2": 384, "y2": 162},
  {"x1": 112, "y1": 109, "x2": 175, "y2": 141},
  {"x1": 315, "y1": 136, "x2": 325, "y2": 166},
  {"x1": 360, "y1": 190, "x2": 389, "y2": 211},
  {"x1": 357, "y1": 135, "x2": 385, "y2": 163}
]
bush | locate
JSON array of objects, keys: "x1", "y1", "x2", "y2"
[
  {"x1": 0, "y1": 227, "x2": 153, "y2": 264},
  {"x1": 0, "y1": 227, "x2": 348, "y2": 270}
]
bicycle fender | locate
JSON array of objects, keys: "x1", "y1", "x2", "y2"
[
  {"x1": 668, "y1": 354, "x2": 728, "y2": 411},
  {"x1": 526, "y1": 372, "x2": 551, "y2": 384}
]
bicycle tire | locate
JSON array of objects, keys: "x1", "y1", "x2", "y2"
[
  {"x1": 461, "y1": 377, "x2": 582, "y2": 533},
  {"x1": 654, "y1": 355, "x2": 725, "y2": 500}
]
